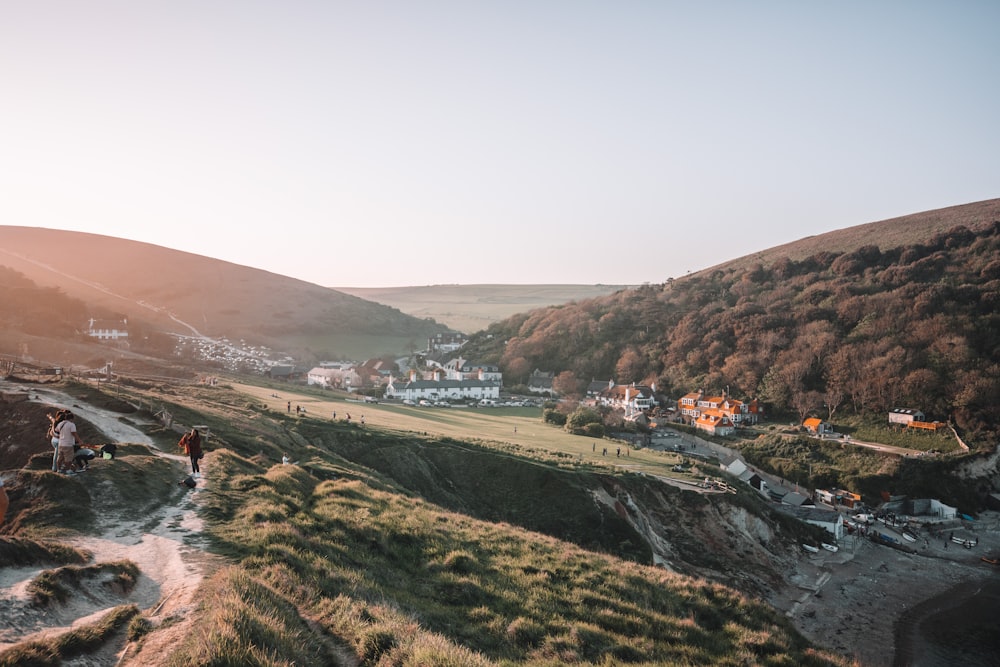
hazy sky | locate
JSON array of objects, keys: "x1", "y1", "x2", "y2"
[{"x1": 2, "y1": 2, "x2": 997, "y2": 287}]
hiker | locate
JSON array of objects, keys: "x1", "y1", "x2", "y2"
[
  {"x1": 54, "y1": 412, "x2": 86, "y2": 474},
  {"x1": 74, "y1": 445, "x2": 97, "y2": 472},
  {"x1": 46, "y1": 409, "x2": 70, "y2": 471},
  {"x1": 179, "y1": 428, "x2": 203, "y2": 477}
]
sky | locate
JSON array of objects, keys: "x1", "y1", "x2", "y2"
[{"x1": 1, "y1": 2, "x2": 998, "y2": 287}]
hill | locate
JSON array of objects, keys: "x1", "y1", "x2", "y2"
[
  {"x1": 0, "y1": 226, "x2": 447, "y2": 361},
  {"x1": 458, "y1": 200, "x2": 1000, "y2": 448},
  {"x1": 710, "y1": 198, "x2": 1000, "y2": 273},
  {"x1": 335, "y1": 284, "x2": 633, "y2": 334},
  {"x1": 0, "y1": 378, "x2": 848, "y2": 666}
]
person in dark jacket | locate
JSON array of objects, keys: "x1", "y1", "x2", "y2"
[{"x1": 179, "y1": 428, "x2": 203, "y2": 477}]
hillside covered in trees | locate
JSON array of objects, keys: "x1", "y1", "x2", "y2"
[{"x1": 462, "y1": 219, "x2": 1000, "y2": 446}]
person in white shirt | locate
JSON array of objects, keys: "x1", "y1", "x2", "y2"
[{"x1": 55, "y1": 412, "x2": 86, "y2": 475}]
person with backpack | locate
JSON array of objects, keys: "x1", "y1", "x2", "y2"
[
  {"x1": 179, "y1": 428, "x2": 203, "y2": 477},
  {"x1": 54, "y1": 412, "x2": 87, "y2": 475},
  {"x1": 46, "y1": 409, "x2": 70, "y2": 472}
]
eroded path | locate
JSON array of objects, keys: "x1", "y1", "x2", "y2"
[{"x1": 0, "y1": 385, "x2": 218, "y2": 664}]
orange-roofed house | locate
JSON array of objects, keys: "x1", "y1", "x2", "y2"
[
  {"x1": 803, "y1": 417, "x2": 832, "y2": 435},
  {"x1": 694, "y1": 409, "x2": 735, "y2": 436}
]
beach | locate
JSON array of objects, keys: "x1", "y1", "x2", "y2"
[{"x1": 771, "y1": 512, "x2": 1000, "y2": 666}]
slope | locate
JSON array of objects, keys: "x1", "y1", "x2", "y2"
[
  {"x1": 0, "y1": 226, "x2": 446, "y2": 357},
  {"x1": 459, "y1": 200, "x2": 1000, "y2": 447},
  {"x1": 1, "y1": 378, "x2": 846, "y2": 666}
]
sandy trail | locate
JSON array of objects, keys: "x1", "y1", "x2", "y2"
[{"x1": 0, "y1": 386, "x2": 217, "y2": 664}]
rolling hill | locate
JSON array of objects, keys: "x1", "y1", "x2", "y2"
[
  {"x1": 0, "y1": 226, "x2": 446, "y2": 360},
  {"x1": 459, "y1": 199, "x2": 1000, "y2": 446}
]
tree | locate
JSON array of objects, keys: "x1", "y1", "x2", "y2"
[
  {"x1": 615, "y1": 347, "x2": 646, "y2": 384},
  {"x1": 552, "y1": 371, "x2": 583, "y2": 398}
]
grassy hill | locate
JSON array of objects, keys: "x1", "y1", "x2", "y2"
[
  {"x1": 0, "y1": 379, "x2": 845, "y2": 666},
  {"x1": 0, "y1": 226, "x2": 447, "y2": 360}
]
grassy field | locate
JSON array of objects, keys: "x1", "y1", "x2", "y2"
[
  {"x1": 231, "y1": 382, "x2": 692, "y2": 479},
  {"x1": 334, "y1": 284, "x2": 633, "y2": 333}
]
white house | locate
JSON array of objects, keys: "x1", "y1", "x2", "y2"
[
  {"x1": 385, "y1": 373, "x2": 500, "y2": 402},
  {"x1": 441, "y1": 357, "x2": 503, "y2": 384},
  {"x1": 427, "y1": 332, "x2": 468, "y2": 354},
  {"x1": 87, "y1": 318, "x2": 129, "y2": 343},
  {"x1": 307, "y1": 365, "x2": 361, "y2": 390},
  {"x1": 597, "y1": 382, "x2": 658, "y2": 415},
  {"x1": 786, "y1": 507, "x2": 845, "y2": 540},
  {"x1": 527, "y1": 369, "x2": 554, "y2": 394},
  {"x1": 889, "y1": 408, "x2": 925, "y2": 425}
]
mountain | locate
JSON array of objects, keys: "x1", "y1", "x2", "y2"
[
  {"x1": 0, "y1": 226, "x2": 447, "y2": 361},
  {"x1": 458, "y1": 199, "x2": 1000, "y2": 445}
]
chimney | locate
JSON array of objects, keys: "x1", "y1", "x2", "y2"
[{"x1": 409, "y1": 369, "x2": 417, "y2": 382}]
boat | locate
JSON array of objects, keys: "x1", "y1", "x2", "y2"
[
  {"x1": 821, "y1": 543, "x2": 839, "y2": 552},
  {"x1": 802, "y1": 544, "x2": 820, "y2": 553},
  {"x1": 901, "y1": 530, "x2": 917, "y2": 542},
  {"x1": 981, "y1": 557, "x2": 999, "y2": 566}
]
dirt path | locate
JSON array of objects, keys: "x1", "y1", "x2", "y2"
[{"x1": 0, "y1": 386, "x2": 218, "y2": 664}]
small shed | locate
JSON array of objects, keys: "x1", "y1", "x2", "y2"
[
  {"x1": 889, "y1": 408, "x2": 925, "y2": 426},
  {"x1": 803, "y1": 417, "x2": 832, "y2": 435}
]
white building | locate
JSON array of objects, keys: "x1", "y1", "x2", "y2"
[
  {"x1": 307, "y1": 365, "x2": 361, "y2": 390},
  {"x1": 385, "y1": 370, "x2": 500, "y2": 403},
  {"x1": 87, "y1": 318, "x2": 129, "y2": 342}
]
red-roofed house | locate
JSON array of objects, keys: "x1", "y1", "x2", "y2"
[{"x1": 694, "y1": 409, "x2": 735, "y2": 436}]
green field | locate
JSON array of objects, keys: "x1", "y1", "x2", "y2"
[{"x1": 232, "y1": 382, "x2": 691, "y2": 479}]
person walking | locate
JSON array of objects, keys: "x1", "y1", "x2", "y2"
[
  {"x1": 54, "y1": 412, "x2": 86, "y2": 475},
  {"x1": 179, "y1": 428, "x2": 204, "y2": 477},
  {"x1": 46, "y1": 410, "x2": 69, "y2": 471}
]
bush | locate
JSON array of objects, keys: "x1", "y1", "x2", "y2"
[{"x1": 543, "y1": 409, "x2": 567, "y2": 426}]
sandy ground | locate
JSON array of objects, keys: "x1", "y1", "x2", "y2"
[
  {"x1": 770, "y1": 515, "x2": 1000, "y2": 667},
  {"x1": 0, "y1": 385, "x2": 218, "y2": 665}
]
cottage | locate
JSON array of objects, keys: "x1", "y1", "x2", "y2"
[
  {"x1": 527, "y1": 369, "x2": 554, "y2": 395},
  {"x1": 888, "y1": 408, "x2": 925, "y2": 425},
  {"x1": 440, "y1": 358, "x2": 502, "y2": 384},
  {"x1": 384, "y1": 372, "x2": 500, "y2": 403},
  {"x1": 803, "y1": 417, "x2": 832, "y2": 435},
  {"x1": 427, "y1": 332, "x2": 468, "y2": 354},
  {"x1": 598, "y1": 382, "x2": 658, "y2": 415},
  {"x1": 307, "y1": 365, "x2": 362, "y2": 390},
  {"x1": 694, "y1": 409, "x2": 735, "y2": 436},
  {"x1": 86, "y1": 318, "x2": 129, "y2": 344},
  {"x1": 783, "y1": 507, "x2": 845, "y2": 540},
  {"x1": 678, "y1": 390, "x2": 760, "y2": 425}
]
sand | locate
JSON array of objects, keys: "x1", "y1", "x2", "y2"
[{"x1": 771, "y1": 516, "x2": 1000, "y2": 666}]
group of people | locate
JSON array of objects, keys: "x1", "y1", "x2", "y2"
[{"x1": 46, "y1": 409, "x2": 96, "y2": 475}]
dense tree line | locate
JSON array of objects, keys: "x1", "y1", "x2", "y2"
[
  {"x1": 461, "y1": 222, "x2": 1000, "y2": 445},
  {"x1": 0, "y1": 266, "x2": 90, "y2": 338}
]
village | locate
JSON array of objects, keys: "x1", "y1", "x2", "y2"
[{"x1": 76, "y1": 320, "x2": 997, "y2": 561}]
